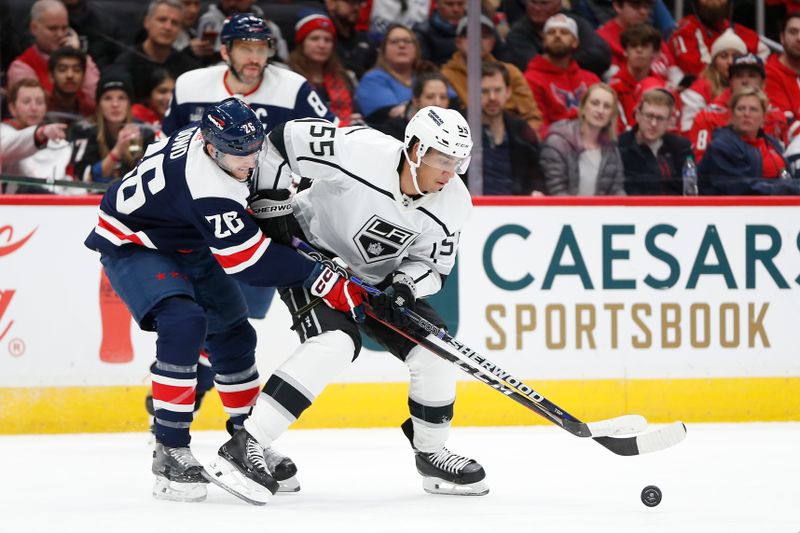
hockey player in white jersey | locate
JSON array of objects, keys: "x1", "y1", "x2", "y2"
[{"x1": 207, "y1": 106, "x2": 488, "y2": 504}]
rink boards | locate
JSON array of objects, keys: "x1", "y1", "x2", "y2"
[{"x1": 1, "y1": 196, "x2": 799, "y2": 433}]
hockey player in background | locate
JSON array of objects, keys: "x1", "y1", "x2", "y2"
[
  {"x1": 154, "y1": 12, "x2": 341, "y2": 432},
  {"x1": 205, "y1": 106, "x2": 488, "y2": 504},
  {"x1": 84, "y1": 98, "x2": 365, "y2": 503}
]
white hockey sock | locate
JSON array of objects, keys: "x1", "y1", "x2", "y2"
[
  {"x1": 245, "y1": 330, "x2": 355, "y2": 447},
  {"x1": 405, "y1": 345, "x2": 457, "y2": 453}
]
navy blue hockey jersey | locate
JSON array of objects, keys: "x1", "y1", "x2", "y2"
[
  {"x1": 161, "y1": 64, "x2": 338, "y2": 136},
  {"x1": 84, "y1": 124, "x2": 315, "y2": 288}
]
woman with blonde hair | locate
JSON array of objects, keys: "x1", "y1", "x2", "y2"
[
  {"x1": 68, "y1": 70, "x2": 154, "y2": 183},
  {"x1": 540, "y1": 82, "x2": 625, "y2": 195},
  {"x1": 699, "y1": 86, "x2": 800, "y2": 195},
  {"x1": 680, "y1": 29, "x2": 746, "y2": 132}
]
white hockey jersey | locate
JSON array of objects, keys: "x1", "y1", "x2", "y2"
[
  {"x1": 162, "y1": 64, "x2": 337, "y2": 136},
  {"x1": 255, "y1": 119, "x2": 472, "y2": 299}
]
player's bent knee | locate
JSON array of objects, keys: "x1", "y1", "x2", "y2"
[
  {"x1": 406, "y1": 345, "x2": 455, "y2": 379},
  {"x1": 151, "y1": 297, "x2": 207, "y2": 365},
  {"x1": 278, "y1": 330, "x2": 356, "y2": 396},
  {"x1": 405, "y1": 345, "x2": 457, "y2": 401},
  {"x1": 206, "y1": 319, "x2": 257, "y2": 374},
  {"x1": 308, "y1": 330, "x2": 356, "y2": 362}
]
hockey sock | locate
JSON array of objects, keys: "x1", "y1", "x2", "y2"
[
  {"x1": 245, "y1": 330, "x2": 354, "y2": 446},
  {"x1": 405, "y1": 345, "x2": 456, "y2": 452},
  {"x1": 206, "y1": 320, "x2": 260, "y2": 432},
  {"x1": 150, "y1": 297, "x2": 207, "y2": 448}
]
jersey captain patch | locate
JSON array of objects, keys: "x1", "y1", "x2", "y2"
[{"x1": 353, "y1": 215, "x2": 418, "y2": 264}]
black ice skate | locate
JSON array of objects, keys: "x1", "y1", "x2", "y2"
[
  {"x1": 401, "y1": 418, "x2": 489, "y2": 496},
  {"x1": 151, "y1": 443, "x2": 209, "y2": 502},
  {"x1": 224, "y1": 419, "x2": 300, "y2": 492},
  {"x1": 264, "y1": 446, "x2": 300, "y2": 492},
  {"x1": 204, "y1": 428, "x2": 279, "y2": 505}
]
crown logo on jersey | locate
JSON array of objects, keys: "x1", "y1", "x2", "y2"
[
  {"x1": 367, "y1": 242, "x2": 385, "y2": 256},
  {"x1": 208, "y1": 115, "x2": 226, "y2": 129}
]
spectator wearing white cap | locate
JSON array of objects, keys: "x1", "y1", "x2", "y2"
[
  {"x1": 668, "y1": 0, "x2": 768, "y2": 79},
  {"x1": 505, "y1": 0, "x2": 611, "y2": 78},
  {"x1": 523, "y1": 13, "x2": 601, "y2": 134},
  {"x1": 689, "y1": 54, "x2": 788, "y2": 163},
  {"x1": 679, "y1": 28, "x2": 746, "y2": 132},
  {"x1": 442, "y1": 15, "x2": 542, "y2": 131}
]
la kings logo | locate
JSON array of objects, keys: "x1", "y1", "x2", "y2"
[{"x1": 353, "y1": 215, "x2": 418, "y2": 263}]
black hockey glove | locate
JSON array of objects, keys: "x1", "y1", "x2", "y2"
[
  {"x1": 370, "y1": 272, "x2": 416, "y2": 328},
  {"x1": 248, "y1": 189, "x2": 294, "y2": 245}
]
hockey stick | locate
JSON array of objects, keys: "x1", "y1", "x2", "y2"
[{"x1": 290, "y1": 238, "x2": 687, "y2": 456}]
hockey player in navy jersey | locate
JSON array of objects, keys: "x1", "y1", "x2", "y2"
[
  {"x1": 204, "y1": 106, "x2": 488, "y2": 505},
  {"x1": 162, "y1": 13, "x2": 338, "y2": 137},
  {"x1": 157, "y1": 13, "x2": 341, "y2": 417},
  {"x1": 85, "y1": 98, "x2": 366, "y2": 504}
]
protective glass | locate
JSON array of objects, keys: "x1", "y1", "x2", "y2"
[{"x1": 419, "y1": 149, "x2": 470, "y2": 174}]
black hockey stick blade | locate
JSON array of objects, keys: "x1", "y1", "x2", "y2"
[{"x1": 593, "y1": 422, "x2": 687, "y2": 456}]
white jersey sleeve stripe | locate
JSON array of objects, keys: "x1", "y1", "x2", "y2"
[{"x1": 96, "y1": 210, "x2": 157, "y2": 249}]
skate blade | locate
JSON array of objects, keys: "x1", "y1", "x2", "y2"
[
  {"x1": 204, "y1": 457, "x2": 273, "y2": 506},
  {"x1": 152, "y1": 476, "x2": 207, "y2": 502},
  {"x1": 277, "y1": 476, "x2": 301, "y2": 493},
  {"x1": 422, "y1": 476, "x2": 489, "y2": 496}
]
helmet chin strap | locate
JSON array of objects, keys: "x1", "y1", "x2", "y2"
[{"x1": 403, "y1": 145, "x2": 428, "y2": 198}]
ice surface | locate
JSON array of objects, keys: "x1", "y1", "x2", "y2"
[{"x1": 1, "y1": 423, "x2": 798, "y2": 533}]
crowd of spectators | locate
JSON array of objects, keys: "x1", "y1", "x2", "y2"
[{"x1": 3, "y1": 0, "x2": 800, "y2": 196}]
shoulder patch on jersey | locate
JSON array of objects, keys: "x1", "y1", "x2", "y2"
[{"x1": 353, "y1": 215, "x2": 419, "y2": 263}]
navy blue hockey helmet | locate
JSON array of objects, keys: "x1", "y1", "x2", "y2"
[
  {"x1": 220, "y1": 13, "x2": 273, "y2": 48},
  {"x1": 201, "y1": 98, "x2": 264, "y2": 156}
]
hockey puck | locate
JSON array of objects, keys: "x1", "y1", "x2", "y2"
[{"x1": 641, "y1": 485, "x2": 662, "y2": 507}]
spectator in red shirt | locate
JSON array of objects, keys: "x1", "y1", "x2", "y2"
[
  {"x1": 524, "y1": 14, "x2": 601, "y2": 134},
  {"x1": 765, "y1": 14, "x2": 800, "y2": 123},
  {"x1": 288, "y1": 12, "x2": 361, "y2": 126},
  {"x1": 690, "y1": 54, "x2": 788, "y2": 162},
  {"x1": 6, "y1": 0, "x2": 100, "y2": 111},
  {"x1": 596, "y1": 0, "x2": 681, "y2": 85},
  {"x1": 609, "y1": 23, "x2": 669, "y2": 132},
  {"x1": 131, "y1": 68, "x2": 176, "y2": 135},
  {"x1": 679, "y1": 29, "x2": 745, "y2": 132},
  {"x1": 668, "y1": 0, "x2": 767, "y2": 79}
]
